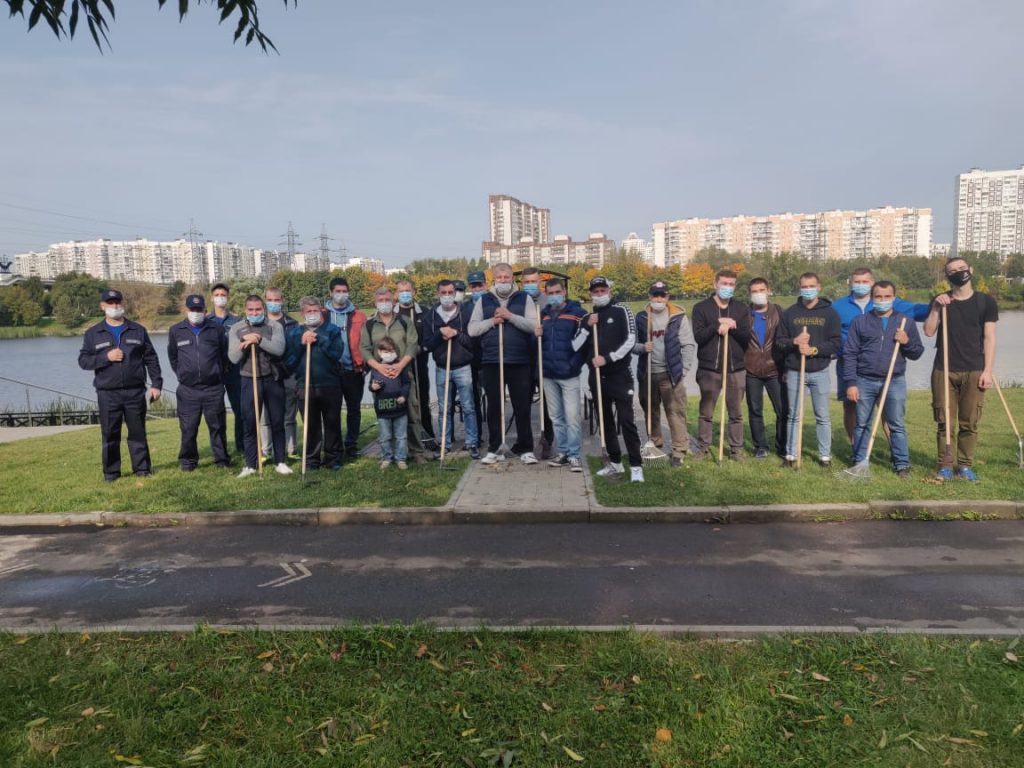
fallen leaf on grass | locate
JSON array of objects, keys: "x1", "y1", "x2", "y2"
[
  {"x1": 14, "y1": 636, "x2": 29, "y2": 645},
  {"x1": 655, "y1": 728, "x2": 673, "y2": 743},
  {"x1": 429, "y1": 658, "x2": 448, "y2": 672},
  {"x1": 461, "y1": 728, "x2": 477, "y2": 738},
  {"x1": 842, "y1": 714, "x2": 855, "y2": 727},
  {"x1": 812, "y1": 672, "x2": 831, "y2": 682},
  {"x1": 25, "y1": 717, "x2": 49, "y2": 729},
  {"x1": 944, "y1": 737, "x2": 981, "y2": 747},
  {"x1": 541, "y1": 702, "x2": 553, "y2": 713},
  {"x1": 562, "y1": 745, "x2": 585, "y2": 762},
  {"x1": 415, "y1": 644, "x2": 428, "y2": 659},
  {"x1": 1011, "y1": 723, "x2": 1023, "y2": 738},
  {"x1": 1006, "y1": 652, "x2": 1019, "y2": 663},
  {"x1": 81, "y1": 707, "x2": 95, "y2": 717},
  {"x1": 256, "y1": 650, "x2": 275, "y2": 660},
  {"x1": 592, "y1": 704, "x2": 606, "y2": 712},
  {"x1": 261, "y1": 662, "x2": 274, "y2": 673},
  {"x1": 878, "y1": 730, "x2": 888, "y2": 749}
]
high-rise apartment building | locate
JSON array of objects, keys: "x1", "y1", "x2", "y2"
[
  {"x1": 482, "y1": 233, "x2": 615, "y2": 269},
  {"x1": 342, "y1": 256, "x2": 386, "y2": 274},
  {"x1": 651, "y1": 207, "x2": 932, "y2": 267},
  {"x1": 953, "y1": 166, "x2": 1024, "y2": 257},
  {"x1": 489, "y1": 194, "x2": 550, "y2": 246}
]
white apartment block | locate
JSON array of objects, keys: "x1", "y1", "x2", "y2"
[
  {"x1": 651, "y1": 207, "x2": 932, "y2": 267},
  {"x1": 489, "y1": 194, "x2": 551, "y2": 246},
  {"x1": 343, "y1": 256, "x2": 386, "y2": 274},
  {"x1": 13, "y1": 238, "x2": 330, "y2": 285},
  {"x1": 481, "y1": 233, "x2": 615, "y2": 269},
  {"x1": 954, "y1": 166, "x2": 1024, "y2": 257},
  {"x1": 620, "y1": 232, "x2": 654, "y2": 261}
]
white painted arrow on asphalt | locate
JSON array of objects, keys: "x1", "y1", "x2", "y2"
[{"x1": 258, "y1": 562, "x2": 312, "y2": 588}]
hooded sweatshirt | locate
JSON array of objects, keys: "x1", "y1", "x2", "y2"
[{"x1": 775, "y1": 297, "x2": 842, "y2": 374}]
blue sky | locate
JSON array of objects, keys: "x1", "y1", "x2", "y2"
[{"x1": 1, "y1": 0, "x2": 1022, "y2": 267}]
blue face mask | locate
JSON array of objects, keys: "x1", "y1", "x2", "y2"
[
  {"x1": 247, "y1": 314, "x2": 265, "y2": 326},
  {"x1": 873, "y1": 300, "x2": 893, "y2": 313},
  {"x1": 398, "y1": 291, "x2": 413, "y2": 306},
  {"x1": 800, "y1": 288, "x2": 819, "y2": 302},
  {"x1": 471, "y1": 290, "x2": 485, "y2": 301},
  {"x1": 265, "y1": 301, "x2": 282, "y2": 314},
  {"x1": 523, "y1": 284, "x2": 540, "y2": 297},
  {"x1": 851, "y1": 283, "x2": 871, "y2": 297},
  {"x1": 547, "y1": 294, "x2": 564, "y2": 307},
  {"x1": 717, "y1": 286, "x2": 735, "y2": 300}
]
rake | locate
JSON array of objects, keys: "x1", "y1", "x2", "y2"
[
  {"x1": 940, "y1": 304, "x2": 954, "y2": 472},
  {"x1": 795, "y1": 326, "x2": 807, "y2": 469},
  {"x1": 992, "y1": 377, "x2": 1024, "y2": 469},
  {"x1": 301, "y1": 341, "x2": 311, "y2": 483},
  {"x1": 437, "y1": 337, "x2": 459, "y2": 471},
  {"x1": 593, "y1": 324, "x2": 612, "y2": 469},
  {"x1": 640, "y1": 319, "x2": 668, "y2": 467},
  {"x1": 844, "y1": 318, "x2": 906, "y2": 479},
  {"x1": 251, "y1": 344, "x2": 264, "y2": 477},
  {"x1": 496, "y1": 323, "x2": 513, "y2": 459},
  {"x1": 717, "y1": 328, "x2": 730, "y2": 464}
]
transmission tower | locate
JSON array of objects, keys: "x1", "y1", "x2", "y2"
[
  {"x1": 183, "y1": 218, "x2": 204, "y2": 280},
  {"x1": 318, "y1": 223, "x2": 334, "y2": 264},
  {"x1": 279, "y1": 221, "x2": 301, "y2": 261}
]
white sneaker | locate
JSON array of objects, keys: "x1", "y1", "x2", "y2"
[
  {"x1": 596, "y1": 462, "x2": 625, "y2": 477},
  {"x1": 568, "y1": 456, "x2": 583, "y2": 472},
  {"x1": 520, "y1": 452, "x2": 538, "y2": 465},
  {"x1": 380, "y1": 459, "x2": 391, "y2": 470},
  {"x1": 237, "y1": 467, "x2": 256, "y2": 479},
  {"x1": 275, "y1": 463, "x2": 293, "y2": 475},
  {"x1": 630, "y1": 466, "x2": 645, "y2": 483},
  {"x1": 480, "y1": 452, "x2": 506, "y2": 465}
]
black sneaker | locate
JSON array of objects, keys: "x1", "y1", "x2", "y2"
[
  {"x1": 468, "y1": 445, "x2": 481, "y2": 460},
  {"x1": 896, "y1": 467, "x2": 911, "y2": 480},
  {"x1": 754, "y1": 448, "x2": 768, "y2": 459},
  {"x1": 548, "y1": 454, "x2": 569, "y2": 468},
  {"x1": 671, "y1": 456, "x2": 683, "y2": 468},
  {"x1": 345, "y1": 446, "x2": 359, "y2": 460}
]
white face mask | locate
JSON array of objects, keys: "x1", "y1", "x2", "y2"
[
  {"x1": 454, "y1": 291, "x2": 465, "y2": 303},
  {"x1": 380, "y1": 351, "x2": 398, "y2": 364},
  {"x1": 212, "y1": 296, "x2": 228, "y2": 308},
  {"x1": 187, "y1": 311, "x2": 205, "y2": 325},
  {"x1": 494, "y1": 282, "x2": 514, "y2": 297},
  {"x1": 591, "y1": 294, "x2": 611, "y2": 308},
  {"x1": 376, "y1": 301, "x2": 393, "y2": 315},
  {"x1": 650, "y1": 300, "x2": 668, "y2": 312},
  {"x1": 750, "y1": 291, "x2": 768, "y2": 307},
  {"x1": 332, "y1": 291, "x2": 349, "y2": 306},
  {"x1": 304, "y1": 313, "x2": 323, "y2": 327},
  {"x1": 439, "y1": 294, "x2": 456, "y2": 308},
  {"x1": 105, "y1": 307, "x2": 125, "y2": 320}
]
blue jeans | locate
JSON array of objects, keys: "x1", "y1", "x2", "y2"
[
  {"x1": 378, "y1": 413, "x2": 408, "y2": 462},
  {"x1": 785, "y1": 367, "x2": 832, "y2": 459},
  {"x1": 543, "y1": 375, "x2": 583, "y2": 459},
  {"x1": 852, "y1": 375, "x2": 909, "y2": 469},
  {"x1": 435, "y1": 364, "x2": 478, "y2": 449}
]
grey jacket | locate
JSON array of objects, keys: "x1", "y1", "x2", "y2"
[{"x1": 227, "y1": 319, "x2": 287, "y2": 378}]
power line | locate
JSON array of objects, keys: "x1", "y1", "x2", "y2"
[{"x1": 0, "y1": 201, "x2": 182, "y2": 236}]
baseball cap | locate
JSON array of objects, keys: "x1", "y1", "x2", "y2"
[
  {"x1": 453, "y1": 280, "x2": 467, "y2": 291},
  {"x1": 100, "y1": 289, "x2": 123, "y2": 303},
  {"x1": 649, "y1": 281, "x2": 669, "y2": 296},
  {"x1": 185, "y1": 294, "x2": 206, "y2": 311},
  {"x1": 467, "y1": 271, "x2": 485, "y2": 285},
  {"x1": 588, "y1": 276, "x2": 611, "y2": 291}
]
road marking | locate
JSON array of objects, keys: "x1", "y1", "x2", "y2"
[{"x1": 258, "y1": 562, "x2": 312, "y2": 588}]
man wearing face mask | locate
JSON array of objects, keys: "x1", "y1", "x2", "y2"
[
  {"x1": 691, "y1": 269, "x2": 751, "y2": 460},
  {"x1": 285, "y1": 296, "x2": 345, "y2": 471},
  {"x1": 360, "y1": 286, "x2": 425, "y2": 461},
  {"x1": 421, "y1": 279, "x2": 479, "y2": 458},
  {"x1": 395, "y1": 279, "x2": 437, "y2": 450},
  {"x1": 167, "y1": 294, "x2": 230, "y2": 472},
  {"x1": 843, "y1": 281, "x2": 924, "y2": 478},
  {"x1": 468, "y1": 262, "x2": 540, "y2": 464},
  {"x1": 744, "y1": 277, "x2": 787, "y2": 459},
  {"x1": 923, "y1": 257, "x2": 999, "y2": 482},
  {"x1": 227, "y1": 295, "x2": 290, "y2": 477},
  {"x1": 634, "y1": 281, "x2": 696, "y2": 466},
  {"x1": 520, "y1": 267, "x2": 555, "y2": 457},
  {"x1": 209, "y1": 282, "x2": 243, "y2": 456},
  {"x1": 78, "y1": 289, "x2": 163, "y2": 482},
  {"x1": 262, "y1": 287, "x2": 300, "y2": 461},
  {"x1": 465, "y1": 271, "x2": 487, "y2": 431},
  {"x1": 833, "y1": 267, "x2": 929, "y2": 443},
  {"x1": 535, "y1": 277, "x2": 589, "y2": 471},
  {"x1": 776, "y1": 273, "x2": 842, "y2": 467},
  {"x1": 325, "y1": 277, "x2": 367, "y2": 460}
]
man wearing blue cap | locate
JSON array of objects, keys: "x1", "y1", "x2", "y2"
[
  {"x1": 78, "y1": 289, "x2": 163, "y2": 481},
  {"x1": 168, "y1": 294, "x2": 231, "y2": 471}
]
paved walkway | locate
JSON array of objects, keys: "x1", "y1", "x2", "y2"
[{"x1": 0, "y1": 425, "x2": 93, "y2": 443}]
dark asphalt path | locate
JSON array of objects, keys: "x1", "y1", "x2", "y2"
[{"x1": 1, "y1": 522, "x2": 1023, "y2": 633}]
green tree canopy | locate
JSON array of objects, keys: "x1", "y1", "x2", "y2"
[{"x1": 50, "y1": 271, "x2": 105, "y2": 328}]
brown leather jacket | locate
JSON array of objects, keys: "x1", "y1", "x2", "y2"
[{"x1": 744, "y1": 303, "x2": 784, "y2": 378}]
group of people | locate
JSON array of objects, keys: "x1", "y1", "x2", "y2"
[{"x1": 78, "y1": 256, "x2": 998, "y2": 485}]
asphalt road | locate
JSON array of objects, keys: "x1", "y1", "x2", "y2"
[{"x1": 2, "y1": 521, "x2": 1023, "y2": 634}]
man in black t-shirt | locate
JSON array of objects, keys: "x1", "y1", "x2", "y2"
[{"x1": 923, "y1": 256, "x2": 999, "y2": 482}]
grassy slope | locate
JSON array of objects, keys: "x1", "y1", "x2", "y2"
[
  {"x1": 0, "y1": 417, "x2": 465, "y2": 513},
  {"x1": 1, "y1": 629, "x2": 1022, "y2": 767},
  {"x1": 592, "y1": 389, "x2": 1024, "y2": 507}
]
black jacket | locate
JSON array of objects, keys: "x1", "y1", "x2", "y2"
[
  {"x1": 582, "y1": 302, "x2": 636, "y2": 376},
  {"x1": 167, "y1": 318, "x2": 228, "y2": 388},
  {"x1": 78, "y1": 319, "x2": 163, "y2": 391},
  {"x1": 421, "y1": 303, "x2": 476, "y2": 370},
  {"x1": 691, "y1": 296, "x2": 751, "y2": 372},
  {"x1": 776, "y1": 297, "x2": 842, "y2": 373}
]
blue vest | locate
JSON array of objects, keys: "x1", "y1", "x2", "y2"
[
  {"x1": 479, "y1": 292, "x2": 531, "y2": 365},
  {"x1": 637, "y1": 309, "x2": 686, "y2": 387}
]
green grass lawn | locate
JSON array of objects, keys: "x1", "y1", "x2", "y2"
[
  {"x1": 1, "y1": 629, "x2": 1021, "y2": 767},
  {"x1": 592, "y1": 389, "x2": 1024, "y2": 507},
  {"x1": 0, "y1": 415, "x2": 466, "y2": 514}
]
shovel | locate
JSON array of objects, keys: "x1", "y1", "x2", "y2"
[
  {"x1": 438, "y1": 337, "x2": 459, "y2": 471},
  {"x1": 717, "y1": 328, "x2": 730, "y2": 464},
  {"x1": 795, "y1": 326, "x2": 807, "y2": 469},
  {"x1": 844, "y1": 318, "x2": 907, "y2": 479},
  {"x1": 251, "y1": 344, "x2": 264, "y2": 477},
  {"x1": 301, "y1": 340, "x2": 311, "y2": 483},
  {"x1": 941, "y1": 304, "x2": 953, "y2": 471},
  {"x1": 496, "y1": 323, "x2": 513, "y2": 459},
  {"x1": 593, "y1": 324, "x2": 612, "y2": 469},
  {"x1": 992, "y1": 377, "x2": 1024, "y2": 469}
]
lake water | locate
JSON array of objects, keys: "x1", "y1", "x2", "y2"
[{"x1": 2, "y1": 312, "x2": 1024, "y2": 410}]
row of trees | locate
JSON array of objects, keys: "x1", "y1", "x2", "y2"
[{"x1": 2, "y1": 249, "x2": 1022, "y2": 329}]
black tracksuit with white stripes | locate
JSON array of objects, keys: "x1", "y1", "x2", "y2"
[{"x1": 582, "y1": 302, "x2": 642, "y2": 466}]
